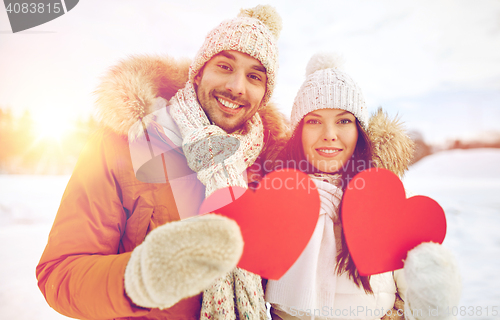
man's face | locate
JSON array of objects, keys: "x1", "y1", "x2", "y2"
[{"x1": 194, "y1": 50, "x2": 267, "y2": 133}]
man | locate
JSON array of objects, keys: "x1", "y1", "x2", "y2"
[{"x1": 36, "y1": 5, "x2": 288, "y2": 320}]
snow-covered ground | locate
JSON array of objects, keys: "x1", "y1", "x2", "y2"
[
  {"x1": 0, "y1": 175, "x2": 72, "y2": 319},
  {"x1": 0, "y1": 148, "x2": 499, "y2": 320},
  {"x1": 402, "y1": 148, "x2": 500, "y2": 320}
]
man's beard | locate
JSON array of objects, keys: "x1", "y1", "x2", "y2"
[{"x1": 196, "y1": 87, "x2": 253, "y2": 133}]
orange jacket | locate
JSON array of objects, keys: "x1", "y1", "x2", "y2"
[
  {"x1": 36, "y1": 127, "x2": 205, "y2": 319},
  {"x1": 36, "y1": 55, "x2": 289, "y2": 320}
]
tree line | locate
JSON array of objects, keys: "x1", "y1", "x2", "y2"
[{"x1": 0, "y1": 108, "x2": 98, "y2": 174}]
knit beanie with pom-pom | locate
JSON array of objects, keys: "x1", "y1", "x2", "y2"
[
  {"x1": 290, "y1": 52, "x2": 368, "y2": 131},
  {"x1": 189, "y1": 5, "x2": 282, "y2": 107}
]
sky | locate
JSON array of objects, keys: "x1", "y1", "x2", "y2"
[{"x1": 1, "y1": 0, "x2": 499, "y2": 144}]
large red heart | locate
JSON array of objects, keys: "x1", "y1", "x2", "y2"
[
  {"x1": 199, "y1": 169, "x2": 320, "y2": 280},
  {"x1": 342, "y1": 168, "x2": 446, "y2": 276}
]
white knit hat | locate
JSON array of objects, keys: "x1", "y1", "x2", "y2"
[
  {"x1": 189, "y1": 5, "x2": 282, "y2": 107},
  {"x1": 290, "y1": 52, "x2": 368, "y2": 131}
]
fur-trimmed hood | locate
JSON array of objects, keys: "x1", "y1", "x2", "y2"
[
  {"x1": 368, "y1": 108, "x2": 415, "y2": 176},
  {"x1": 94, "y1": 55, "x2": 191, "y2": 137},
  {"x1": 94, "y1": 55, "x2": 289, "y2": 164},
  {"x1": 94, "y1": 55, "x2": 413, "y2": 176}
]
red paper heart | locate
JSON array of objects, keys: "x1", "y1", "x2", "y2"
[
  {"x1": 342, "y1": 168, "x2": 446, "y2": 276},
  {"x1": 199, "y1": 169, "x2": 320, "y2": 280}
]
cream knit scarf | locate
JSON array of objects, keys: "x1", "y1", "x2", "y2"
[
  {"x1": 170, "y1": 82, "x2": 264, "y2": 197},
  {"x1": 170, "y1": 82, "x2": 267, "y2": 320}
]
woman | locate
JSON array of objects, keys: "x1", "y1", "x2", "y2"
[{"x1": 265, "y1": 53, "x2": 461, "y2": 320}]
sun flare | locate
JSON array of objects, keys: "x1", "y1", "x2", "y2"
[{"x1": 33, "y1": 111, "x2": 73, "y2": 142}]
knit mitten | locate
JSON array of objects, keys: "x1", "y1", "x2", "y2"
[
  {"x1": 403, "y1": 242, "x2": 462, "y2": 320},
  {"x1": 124, "y1": 214, "x2": 244, "y2": 310}
]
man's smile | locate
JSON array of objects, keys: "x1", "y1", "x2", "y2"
[{"x1": 216, "y1": 96, "x2": 242, "y2": 109}]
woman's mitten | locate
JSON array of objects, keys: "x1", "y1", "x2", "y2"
[
  {"x1": 124, "y1": 214, "x2": 243, "y2": 309},
  {"x1": 404, "y1": 242, "x2": 461, "y2": 320}
]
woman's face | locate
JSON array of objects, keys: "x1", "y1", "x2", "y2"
[{"x1": 301, "y1": 108, "x2": 359, "y2": 173}]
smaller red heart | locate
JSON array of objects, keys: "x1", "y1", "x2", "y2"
[
  {"x1": 199, "y1": 169, "x2": 320, "y2": 280},
  {"x1": 342, "y1": 168, "x2": 446, "y2": 276}
]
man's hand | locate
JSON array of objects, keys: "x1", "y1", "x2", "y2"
[{"x1": 124, "y1": 214, "x2": 243, "y2": 310}]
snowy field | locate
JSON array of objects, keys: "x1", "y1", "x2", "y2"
[
  {"x1": 0, "y1": 148, "x2": 499, "y2": 320},
  {"x1": 402, "y1": 148, "x2": 500, "y2": 320}
]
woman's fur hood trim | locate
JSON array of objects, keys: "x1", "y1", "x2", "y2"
[
  {"x1": 93, "y1": 54, "x2": 289, "y2": 162},
  {"x1": 368, "y1": 108, "x2": 415, "y2": 177}
]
